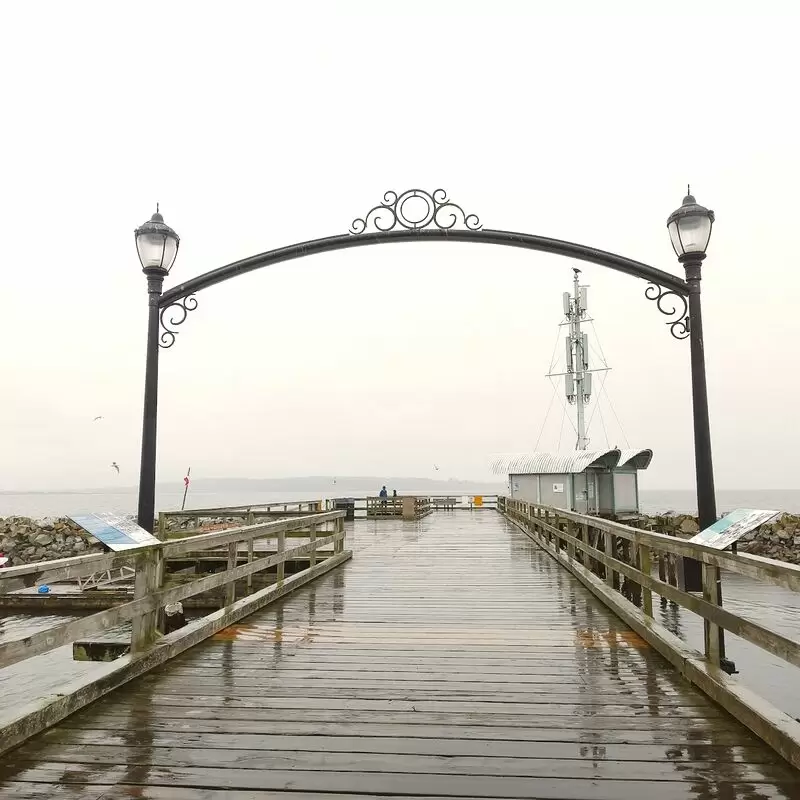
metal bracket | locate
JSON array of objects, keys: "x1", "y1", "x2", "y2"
[
  {"x1": 645, "y1": 283, "x2": 690, "y2": 340},
  {"x1": 159, "y1": 294, "x2": 198, "y2": 349}
]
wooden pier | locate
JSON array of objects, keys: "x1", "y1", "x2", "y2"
[{"x1": 1, "y1": 503, "x2": 799, "y2": 797}]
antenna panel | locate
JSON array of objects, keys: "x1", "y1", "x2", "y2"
[
  {"x1": 563, "y1": 292, "x2": 571, "y2": 316},
  {"x1": 580, "y1": 287, "x2": 588, "y2": 313},
  {"x1": 565, "y1": 373, "x2": 575, "y2": 400},
  {"x1": 584, "y1": 372, "x2": 592, "y2": 399},
  {"x1": 565, "y1": 336, "x2": 573, "y2": 371},
  {"x1": 582, "y1": 333, "x2": 589, "y2": 369}
]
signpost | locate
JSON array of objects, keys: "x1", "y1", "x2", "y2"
[
  {"x1": 688, "y1": 508, "x2": 779, "y2": 551},
  {"x1": 69, "y1": 513, "x2": 161, "y2": 552}
]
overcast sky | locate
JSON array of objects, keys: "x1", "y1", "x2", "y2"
[{"x1": 1, "y1": 1, "x2": 797, "y2": 492}]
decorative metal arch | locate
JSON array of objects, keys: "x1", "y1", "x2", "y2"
[{"x1": 158, "y1": 189, "x2": 689, "y2": 346}]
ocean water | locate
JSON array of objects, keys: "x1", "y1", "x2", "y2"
[
  {"x1": 0, "y1": 487, "x2": 492, "y2": 519},
  {"x1": 2, "y1": 486, "x2": 800, "y2": 519},
  {"x1": 639, "y1": 489, "x2": 800, "y2": 517}
]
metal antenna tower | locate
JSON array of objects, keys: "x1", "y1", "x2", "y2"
[{"x1": 547, "y1": 268, "x2": 610, "y2": 450}]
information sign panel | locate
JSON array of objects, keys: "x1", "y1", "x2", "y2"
[
  {"x1": 688, "y1": 508, "x2": 779, "y2": 550},
  {"x1": 68, "y1": 513, "x2": 161, "y2": 552}
]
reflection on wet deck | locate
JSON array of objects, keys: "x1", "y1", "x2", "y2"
[{"x1": 1, "y1": 513, "x2": 799, "y2": 798}]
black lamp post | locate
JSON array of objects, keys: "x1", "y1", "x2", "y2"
[
  {"x1": 667, "y1": 189, "x2": 716, "y2": 538},
  {"x1": 135, "y1": 207, "x2": 180, "y2": 532},
  {"x1": 667, "y1": 189, "x2": 734, "y2": 672}
]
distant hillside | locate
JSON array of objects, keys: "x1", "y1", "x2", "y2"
[
  {"x1": 162, "y1": 476, "x2": 504, "y2": 493},
  {"x1": 2, "y1": 476, "x2": 504, "y2": 495}
]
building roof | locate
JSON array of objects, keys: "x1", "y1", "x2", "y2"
[
  {"x1": 618, "y1": 448, "x2": 653, "y2": 470},
  {"x1": 489, "y1": 448, "x2": 652, "y2": 475}
]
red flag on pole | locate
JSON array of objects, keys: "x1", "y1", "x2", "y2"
[{"x1": 181, "y1": 467, "x2": 191, "y2": 511}]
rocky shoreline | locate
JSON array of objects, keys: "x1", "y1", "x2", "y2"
[
  {"x1": 0, "y1": 517, "x2": 104, "y2": 565},
  {"x1": 1, "y1": 511, "x2": 799, "y2": 567},
  {"x1": 647, "y1": 514, "x2": 800, "y2": 565}
]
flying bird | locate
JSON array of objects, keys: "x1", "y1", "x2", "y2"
[
  {"x1": 434, "y1": 464, "x2": 440, "y2": 471},
  {"x1": 111, "y1": 462, "x2": 120, "y2": 474},
  {"x1": 93, "y1": 416, "x2": 104, "y2": 422}
]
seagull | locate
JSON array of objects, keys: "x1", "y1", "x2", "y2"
[
  {"x1": 93, "y1": 416, "x2": 104, "y2": 422},
  {"x1": 111, "y1": 462, "x2": 120, "y2": 474},
  {"x1": 434, "y1": 464, "x2": 440, "y2": 471}
]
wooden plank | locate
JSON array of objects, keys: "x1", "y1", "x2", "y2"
[
  {"x1": 67, "y1": 703, "x2": 746, "y2": 732},
  {"x1": 32, "y1": 728, "x2": 780, "y2": 762},
  {"x1": 149, "y1": 667, "x2": 677, "y2": 682},
  {"x1": 110, "y1": 699, "x2": 725, "y2": 721},
  {"x1": 5, "y1": 743, "x2": 792, "y2": 782},
  {"x1": 2, "y1": 763, "x2": 797, "y2": 799},
  {"x1": 53, "y1": 716, "x2": 758, "y2": 745}
]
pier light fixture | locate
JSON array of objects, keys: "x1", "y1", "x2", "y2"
[
  {"x1": 135, "y1": 205, "x2": 180, "y2": 274},
  {"x1": 667, "y1": 187, "x2": 715, "y2": 259}
]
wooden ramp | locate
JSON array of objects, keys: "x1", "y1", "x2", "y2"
[{"x1": 1, "y1": 513, "x2": 799, "y2": 798}]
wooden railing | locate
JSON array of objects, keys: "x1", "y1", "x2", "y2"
[
  {"x1": 365, "y1": 497, "x2": 402, "y2": 518},
  {"x1": 159, "y1": 496, "x2": 496, "y2": 530},
  {"x1": 498, "y1": 496, "x2": 800, "y2": 769},
  {"x1": 158, "y1": 499, "x2": 331, "y2": 537},
  {"x1": 0, "y1": 510, "x2": 347, "y2": 668},
  {"x1": 365, "y1": 496, "x2": 432, "y2": 520},
  {"x1": 429, "y1": 494, "x2": 498, "y2": 510}
]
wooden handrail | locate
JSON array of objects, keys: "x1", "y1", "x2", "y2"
[
  {"x1": 498, "y1": 496, "x2": 800, "y2": 670},
  {"x1": 0, "y1": 512, "x2": 340, "y2": 585},
  {"x1": 0, "y1": 511, "x2": 347, "y2": 669}
]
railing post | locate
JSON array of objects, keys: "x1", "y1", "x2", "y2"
[
  {"x1": 579, "y1": 522, "x2": 588, "y2": 566},
  {"x1": 277, "y1": 529, "x2": 286, "y2": 583},
  {"x1": 155, "y1": 553, "x2": 166, "y2": 632},
  {"x1": 246, "y1": 511, "x2": 255, "y2": 594},
  {"x1": 639, "y1": 544, "x2": 653, "y2": 617},
  {"x1": 131, "y1": 548, "x2": 162, "y2": 655},
  {"x1": 157, "y1": 512, "x2": 167, "y2": 540},
  {"x1": 224, "y1": 541, "x2": 238, "y2": 606},
  {"x1": 604, "y1": 532, "x2": 615, "y2": 589},
  {"x1": 702, "y1": 561, "x2": 722, "y2": 667},
  {"x1": 566, "y1": 520, "x2": 576, "y2": 561},
  {"x1": 334, "y1": 515, "x2": 345, "y2": 554},
  {"x1": 553, "y1": 513, "x2": 561, "y2": 550},
  {"x1": 309, "y1": 523, "x2": 317, "y2": 566}
]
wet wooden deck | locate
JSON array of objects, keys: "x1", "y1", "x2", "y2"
[{"x1": 1, "y1": 513, "x2": 799, "y2": 798}]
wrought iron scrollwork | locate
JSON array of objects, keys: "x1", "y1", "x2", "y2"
[
  {"x1": 645, "y1": 283, "x2": 690, "y2": 340},
  {"x1": 159, "y1": 294, "x2": 198, "y2": 348},
  {"x1": 350, "y1": 189, "x2": 481, "y2": 234}
]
